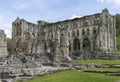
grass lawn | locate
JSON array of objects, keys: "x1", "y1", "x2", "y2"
[
  {"x1": 73, "y1": 59, "x2": 120, "y2": 65},
  {"x1": 18, "y1": 70, "x2": 120, "y2": 82},
  {"x1": 113, "y1": 51, "x2": 120, "y2": 54}
]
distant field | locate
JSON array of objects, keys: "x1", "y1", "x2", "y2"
[
  {"x1": 18, "y1": 70, "x2": 120, "y2": 82},
  {"x1": 73, "y1": 59, "x2": 120, "y2": 64}
]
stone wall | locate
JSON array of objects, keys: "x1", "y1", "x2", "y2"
[
  {"x1": 71, "y1": 51, "x2": 120, "y2": 60},
  {"x1": 0, "y1": 30, "x2": 8, "y2": 57}
]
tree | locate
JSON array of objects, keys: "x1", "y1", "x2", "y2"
[
  {"x1": 115, "y1": 14, "x2": 120, "y2": 36},
  {"x1": 7, "y1": 38, "x2": 12, "y2": 53}
]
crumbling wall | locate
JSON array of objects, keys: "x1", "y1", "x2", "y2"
[{"x1": 0, "y1": 30, "x2": 8, "y2": 57}]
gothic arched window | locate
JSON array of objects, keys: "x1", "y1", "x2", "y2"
[
  {"x1": 77, "y1": 30, "x2": 79, "y2": 36},
  {"x1": 82, "y1": 29, "x2": 85, "y2": 36}
]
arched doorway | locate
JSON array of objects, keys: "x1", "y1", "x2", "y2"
[
  {"x1": 83, "y1": 37, "x2": 90, "y2": 51},
  {"x1": 73, "y1": 38, "x2": 80, "y2": 51}
]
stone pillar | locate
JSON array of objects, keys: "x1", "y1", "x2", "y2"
[
  {"x1": 54, "y1": 31, "x2": 61, "y2": 62},
  {"x1": 0, "y1": 30, "x2": 8, "y2": 57},
  {"x1": 54, "y1": 46, "x2": 61, "y2": 62},
  {"x1": 80, "y1": 43, "x2": 83, "y2": 51},
  {"x1": 90, "y1": 41, "x2": 93, "y2": 51},
  {"x1": 113, "y1": 16, "x2": 117, "y2": 51},
  {"x1": 71, "y1": 41, "x2": 74, "y2": 52}
]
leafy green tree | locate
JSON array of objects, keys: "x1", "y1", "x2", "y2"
[
  {"x1": 115, "y1": 14, "x2": 120, "y2": 36},
  {"x1": 115, "y1": 14, "x2": 120, "y2": 51},
  {"x1": 7, "y1": 38, "x2": 12, "y2": 53}
]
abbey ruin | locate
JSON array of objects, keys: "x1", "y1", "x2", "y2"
[
  {"x1": 0, "y1": 8, "x2": 118, "y2": 82},
  {"x1": 12, "y1": 9, "x2": 116, "y2": 61}
]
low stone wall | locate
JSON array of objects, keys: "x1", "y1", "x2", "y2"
[
  {"x1": 71, "y1": 51, "x2": 120, "y2": 60},
  {"x1": 0, "y1": 65, "x2": 70, "y2": 82},
  {"x1": 0, "y1": 79, "x2": 13, "y2": 82},
  {"x1": 14, "y1": 66, "x2": 69, "y2": 82}
]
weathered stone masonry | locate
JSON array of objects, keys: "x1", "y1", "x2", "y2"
[
  {"x1": 12, "y1": 9, "x2": 116, "y2": 61},
  {"x1": 0, "y1": 30, "x2": 8, "y2": 57}
]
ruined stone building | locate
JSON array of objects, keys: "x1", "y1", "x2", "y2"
[
  {"x1": 12, "y1": 9, "x2": 116, "y2": 61},
  {"x1": 0, "y1": 30, "x2": 8, "y2": 57}
]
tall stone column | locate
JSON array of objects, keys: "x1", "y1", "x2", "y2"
[
  {"x1": 0, "y1": 30, "x2": 8, "y2": 57},
  {"x1": 80, "y1": 43, "x2": 83, "y2": 51},
  {"x1": 54, "y1": 31, "x2": 61, "y2": 62},
  {"x1": 90, "y1": 41, "x2": 93, "y2": 51},
  {"x1": 65, "y1": 32, "x2": 71, "y2": 61},
  {"x1": 71, "y1": 41, "x2": 74, "y2": 52},
  {"x1": 113, "y1": 16, "x2": 117, "y2": 51}
]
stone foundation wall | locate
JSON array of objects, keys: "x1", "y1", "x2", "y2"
[{"x1": 71, "y1": 51, "x2": 120, "y2": 60}]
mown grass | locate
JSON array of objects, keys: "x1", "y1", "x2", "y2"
[
  {"x1": 18, "y1": 70, "x2": 120, "y2": 82},
  {"x1": 73, "y1": 59, "x2": 120, "y2": 64},
  {"x1": 113, "y1": 51, "x2": 120, "y2": 54}
]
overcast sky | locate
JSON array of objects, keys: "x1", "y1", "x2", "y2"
[{"x1": 0, "y1": 0, "x2": 120, "y2": 38}]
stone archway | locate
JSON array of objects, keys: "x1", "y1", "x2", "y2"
[
  {"x1": 73, "y1": 38, "x2": 80, "y2": 51},
  {"x1": 83, "y1": 37, "x2": 90, "y2": 51}
]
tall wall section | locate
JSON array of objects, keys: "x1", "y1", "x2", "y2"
[
  {"x1": 0, "y1": 30, "x2": 8, "y2": 57},
  {"x1": 12, "y1": 9, "x2": 116, "y2": 61}
]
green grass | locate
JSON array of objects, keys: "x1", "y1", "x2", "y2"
[
  {"x1": 113, "y1": 51, "x2": 120, "y2": 54},
  {"x1": 19, "y1": 70, "x2": 120, "y2": 82},
  {"x1": 73, "y1": 59, "x2": 120, "y2": 65}
]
